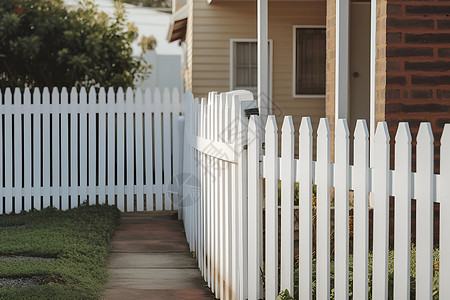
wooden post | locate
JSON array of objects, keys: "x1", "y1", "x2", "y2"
[
  {"x1": 257, "y1": 0, "x2": 269, "y2": 123},
  {"x1": 335, "y1": 0, "x2": 350, "y2": 123}
]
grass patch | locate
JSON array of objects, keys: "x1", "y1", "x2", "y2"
[{"x1": 0, "y1": 203, "x2": 120, "y2": 299}]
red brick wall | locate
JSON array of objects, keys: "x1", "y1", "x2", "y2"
[{"x1": 385, "y1": 0, "x2": 450, "y2": 170}]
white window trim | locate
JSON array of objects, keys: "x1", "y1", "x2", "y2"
[
  {"x1": 229, "y1": 39, "x2": 273, "y2": 108},
  {"x1": 292, "y1": 25, "x2": 327, "y2": 99}
]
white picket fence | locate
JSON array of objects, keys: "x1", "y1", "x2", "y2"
[
  {"x1": 182, "y1": 90, "x2": 257, "y2": 299},
  {"x1": 0, "y1": 87, "x2": 183, "y2": 214},
  {"x1": 181, "y1": 90, "x2": 450, "y2": 299}
]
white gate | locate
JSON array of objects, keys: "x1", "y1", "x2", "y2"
[
  {"x1": 182, "y1": 89, "x2": 450, "y2": 299},
  {"x1": 182, "y1": 90, "x2": 256, "y2": 299}
]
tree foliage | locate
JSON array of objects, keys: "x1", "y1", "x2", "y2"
[
  {"x1": 0, "y1": 0, "x2": 148, "y2": 89},
  {"x1": 138, "y1": 35, "x2": 157, "y2": 52}
]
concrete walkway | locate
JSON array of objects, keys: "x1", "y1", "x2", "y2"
[{"x1": 104, "y1": 212, "x2": 214, "y2": 300}]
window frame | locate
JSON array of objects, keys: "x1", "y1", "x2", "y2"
[
  {"x1": 292, "y1": 25, "x2": 326, "y2": 99},
  {"x1": 229, "y1": 38, "x2": 273, "y2": 100}
]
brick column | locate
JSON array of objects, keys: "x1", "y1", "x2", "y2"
[{"x1": 385, "y1": 0, "x2": 450, "y2": 168}]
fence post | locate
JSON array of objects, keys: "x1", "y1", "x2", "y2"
[
  {"x1": 236, "y1": 96, "x2": 257, "y2": 300},
  {"x1": 248, "y1": 115, "x2": 261, "y2": 299}
]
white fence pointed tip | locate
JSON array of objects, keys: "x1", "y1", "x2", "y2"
[
  {"x1": 354, "y1": 119, "x2": 369, "y2": 139},
  {"x1": 300, "y1": 117, "x2": 313, "y2": 134},
  {"x1": 375, "y1": 122, "x2": 390, "y2": 142},
  {"x1": 442, "y1": 124, "x2": 450, "y2": 144},
  {"x1": 336, "y1": 119, "x2": 350, "y2": 137},
  {"x1": 395, "y1": 122, "x2": 412, "y2": 142},
  {"x1": 281, "y1": 116, "x2": 294, "y2": 133},
  {"x1": 265, "y1": 115, "x2": 278, "y2": 133},
  {"x1": 318, "y1": 118, "x2": 330, "y2": 136},
  {"x1": 417, "y1": 122, "x2": 434, "y2": 143}
]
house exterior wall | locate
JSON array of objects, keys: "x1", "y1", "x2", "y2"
[
  {"x1": 186, "y1": 0, "x2": 326, "y2": 131},
  {"x1": 385, "y1": 0, "x2": 450, "y2": 167}
]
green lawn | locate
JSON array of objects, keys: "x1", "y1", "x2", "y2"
[{"x1": 0, "y1": 204, "x2": 120, "y2": 299}]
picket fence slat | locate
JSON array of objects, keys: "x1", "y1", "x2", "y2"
[
  {"x1": 5, "y1": 89, "x2": 13, "y2": 213},
  {"x1": 32, "y1": 88, "x2": 41, "y2": 210},
  {"x1": 70, "y1": 88, "x2": 79, "y2": 208},
  {"x1": 223, "y1": 93, "x2": 232, "y2": 300},
  {"x1": 393, "y1": 122, "x2": 412, "y2": 299},
  {"x1": 154, "y1": 88, "x2": 163, "y2": 211},
  {"x1": 280, "y1": 116, "x2": 295, "y2": 294},
  {"x1": 42, "y1": 88, "x2": 51, "y2": 209},
  {"x1": 218, "y1": 93, "x2": 225, "y2": 299},
  {"x1": 135, "y1": 90, "x2": 144, "y2": 211},
  {"x1": 79, "y1": 87, "x2": 88, "y2": 205},
  {"x1": 98, "y1": 88, "x2": 107, "y2": 206},
  {"x1": 353, "y1": 120, "x2": 370, "y2": 300},
  {"x1": 144, "y1": 88, "x2": 154, "y2": 210},
  {"x1": 172, "y1": 88, "x2": 182, "y2": 211},
  {"x1": 372, "y1": 122, "x2": 390, "y2": 300},
  {"x1": 126, "y1": 88, "x2": 134, "y2": 211},
  {"x1": 14, "y1": 88, "x2": 23, "y2": 212},
  {"x1": 24, "y1": 88, "x2": 32, "y2": 211},
  {"x1": 316, "y1": 118, "x2": 331, "y2": 300},
  {"x1": 416, "y1": 123, "x2": 434, "y2": 299},
  {"x1": 265, "y1": 115, "x2": 279, "y2": 300},
  {"x1": 298, "y1": 117, "x2": 313, "y2": 300},
  {"x1": 61, "y1": 88, "x2": 70, "y2": 210},
  {"x1": 335, "y1": 119, "x2": 350, "y2": 300},
  {"x1": 107, "y1": 87, "x2": 116, "y2": 207}
]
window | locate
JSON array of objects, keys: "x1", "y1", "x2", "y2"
[
  {"x1": 232, "y1": 41, "x2": 257, "y2": 94},
  {"x1": 230, "y1": 40, "x2": 272, "y2": 98},
  {"x1": 294, "y1": 27, "x2": 326, "y2": 96}
]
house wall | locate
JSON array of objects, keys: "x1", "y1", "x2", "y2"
[
  {"x1": 385, "y1": 0, "x2": 450, "y2": 168},
  {"x1": 186, "y1": 0, "x2": 326, "y2": 133},
  {"x1": 138, "y1": 51, "x2": 183, "y2": 91}
]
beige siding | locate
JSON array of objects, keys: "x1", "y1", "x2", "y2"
[{"x1": 188, "y1": 0, "x2": 326, "y2": 131}]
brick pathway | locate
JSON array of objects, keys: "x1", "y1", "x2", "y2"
[{"x1": 104, "y1": 212, "x2": 214, "y2": 300}]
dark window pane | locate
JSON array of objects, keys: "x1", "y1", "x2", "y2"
[
  {"x1": 235, "y1": 42, "x2": 257, "y2": 88},
  {"x1": 295, "y1": 28, "x2": 326, "y2": 95}
]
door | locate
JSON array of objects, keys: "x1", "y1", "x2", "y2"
[{"x1": 349, "y1": 3, "x2": 371, "y2": 136}]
